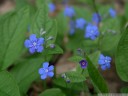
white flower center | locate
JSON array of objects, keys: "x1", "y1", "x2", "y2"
[
  {"x1": 105, "y1": 60, "x2": 110, "y2": 63},
  {"x1": 82, "y1": 62, "x2": 85, "y2": 65},
  {"x1": 45, "y1": 69, "x2": 49, "y2": 73},
  {"x1": 33, "y1": 42, "x2": 37, "y2": 46},
  {"x1": 91, "y1": 30, "x2": 94, "y2": 33}
]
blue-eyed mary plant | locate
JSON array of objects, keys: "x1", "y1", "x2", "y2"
[{"x1": 0, "y1": 0, "x2": 128, "y2": 96}]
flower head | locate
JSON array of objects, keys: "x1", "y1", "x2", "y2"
[
  {"x1": 92, "y1": 13, "x2": 101, "y2": 25},
  {"x1": 79, "y1": 60, "x2": 88, "y2": 69},
  {"x1": 61, "y1": 73, "x2": 66, "y2": 78},
  {"x1": 98, "y1": 54, "x2": 112, "y2": 70},
  {"x1": 76, "y1": 18, "x2": 86, "y2": 30},
  {"x1": 69, "y1": 20, "x2": 75, "y2": 35},
  {"x1": 109, "y1": 8, "x2": 116, "y2": 18},
  {"x1": 66, "y1": 78, "x2": 70, "y2": 83},
  {"x1": 24, "y1": 34, "x2": 44, "y2": 54},
  {"x1": 85, "y1": 24, "x2": 100, "y2": 40},
  {"x1": 50, "y1": 44, "x2": 55, "y2": 49},
  {"x1": 64, "y1": 6, "x2": 75, "y2": 18},
  {"x1": 48, "y1": 3, "x2": 56, "y2": 13},
  {"x1": 39, "y1": 62, "x2": 54, "y2": 80}
]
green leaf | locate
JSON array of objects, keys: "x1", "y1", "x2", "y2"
[
  {"x1": 45, "y1": 20, "x2": 57, "y2": 47},
  {"x1": 56, "y1": 12, "x2": 68, "y2": 36},
  {"x1": 100, "y1": 34, "x2": 121, "y2": 55},
  {"x1": 0, "y1": 7, "x2": 29, "y2": 69},
  {"x1": 68, "y1": 56, "x2": 83, "y2": 63},
  {"x1": 16, "y1": 0, "x2": 28, "y2": 9},
  {"x1": 30, "y1": 0, "x2": 57, "y2": 47},
  {"x1": 115, "y1": 28, "x2": 128, "y2": 82},
  {"x1": 53, "y1": 78, "x2": 88, "y2": 91},
  {"x1": 10, "y1": 58, "x2": 45, "y2": 95},
  {"x1": 89, "y1": 51, "x2": 101, "y2": 67},
  {"x1": 0, "y1": 71, "x2": 20, "y2": 96},
  {"x1": 81, "y1": 39, "x2": 99, "y2": 53},
  {"x1": 66, "y1": 71, "x2": 86, "y2": 83},
  {"x1": 39, "y1": 88, "x2": 65, "y2": 96},
  {"x1": 86, "y1": 55, "x2": 109, "y2": 93},
  {"x1": 125, "y1": 2, "x2": 128, "y2": 20},
  {"x1": 74, "y1": 6, "x2": 92, "y2": 21},
  {"x1": 42, "y1": 45, "x2": 63, "y2": 55},
  {"x1": 100, "y1": 18, "x2": 120, "y2": 34},
  {"x1": 66, "y1": 32, "x2": 85, "y2": 50},
  {"x1": 121, "y1": 87, "x2": 128, "y2": 93}
]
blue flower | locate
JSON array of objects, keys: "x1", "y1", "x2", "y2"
[
  {"x1": 109, "y1": 8, "x2": 116, "y2": 18},
  {"x1": 48, "y1": 3, "x2": 56, "y2": 13},
  {"x1": 76, "y1": 18, "x2": 86, "y2": 30},
  {"x1": 69, "y1": 20, "x2": 75, "y2": 35},
  {"x1": 39, "y1": 62, "x2": 54, "y2": 80},
  {"x1": 66, "y1": 78, "x2": 70, "y2": 83},
  {"x1": 24, "y1": 34, "x2": 44, "y2": 54},
  {"x1": 92, "y1": 13, "x2": 101, "y2": 25},
  {"x1": 79, "y1": 60, "x2": 88, "y2": 69},
  {"x1": 85, "y1": 24, "x2": 100, "y2": 40},
  {"x1": 64, "y1": 6, "x2": 75, "y2": 18},
  {"x1": 98, "y1": 54, "x2": 112, "y2": 70}
]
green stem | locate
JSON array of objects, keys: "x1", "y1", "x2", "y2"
[
  {"x1": 81, "y1": 69, "x2": 84, "y2": 74},
  {"x1": 98, "y1": 34, "x2": 103, "y2": 50},
  {"x1": 92, "y1": 0, "x2": 98, "y2": 13},
  {"x1": 43, "y1": 80, "x2": 47, "y2": 90}
]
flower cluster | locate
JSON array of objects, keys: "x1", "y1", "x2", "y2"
[
  {"x1": 24, "y1": 34, "x2": 44, "y2": 54},
  {"x1": 85, "y1": 24, "x2": 100, "y2": 40},
  {"x1": 63, "y1": 5, "x2": 101, "y2": 40},
  {"x1": 39, "y1": 62, "x2": 54, "y2": 80},
  {"x1": 98, "y1": 54, "x2": 112, "y2": 70}
]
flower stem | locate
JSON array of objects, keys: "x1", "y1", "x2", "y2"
[
  {"x1": 92, "y1": 0, "x2": 98, "y2": 13},
  {"x1": 43, "y1": 80, "x2": 47, "y2": 90},
  {"x1": 81, "y1": 69, "x2": 84, "y2": 74}
]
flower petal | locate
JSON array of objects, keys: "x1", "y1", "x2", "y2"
[
  {"x1": 24, "y1": 40, "x2": 32, "y2": 48},
  {"x1": 29, "y1": 34, "x2": 37, "y2": 41},
  {"x1": 41, "y1": 74, "x2": 47, "y2": 80},
  {"x1": 48, "y1": 65, "x2": 54, "y2": 71},
  {"x1": 47, "y1": 72, "x2": 54, "y2": 77},
  {"x1": 38, "y1": 68, "x2": 45, "y2": 74},
  {"x1": 101, "y1": 65, "x2": 107, "y2": 70},
  {"x1": 38, "y1": 38, "x2": 44, "y2": 45},
  {"x1": 29, "y1": 47, "x2": 35, "y2": 54},
  {"x1": 106, "y1": 56, "x2": 112, "y2": 61},
  {"x1": 99, "y1": 54, "x2": 105, "y2": 60},
  {"x1": 90, "y1": 35, "x2": 96, "y2": 40},
  {"x1": 98, "y1": 60, "x2": 105, "y2": 65},
  {"x1": 106, "y1": 63, "x2": 111, "y2": 69},
  {"x1": 43, "y1": 62, "x2": 49, "y2": 68},
  {"x1": 37, "y1": 46, "x2": 44, "y2": 53},
  {"x1": 85, "y1": 32, "x2": 90, "y2": 38}
]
